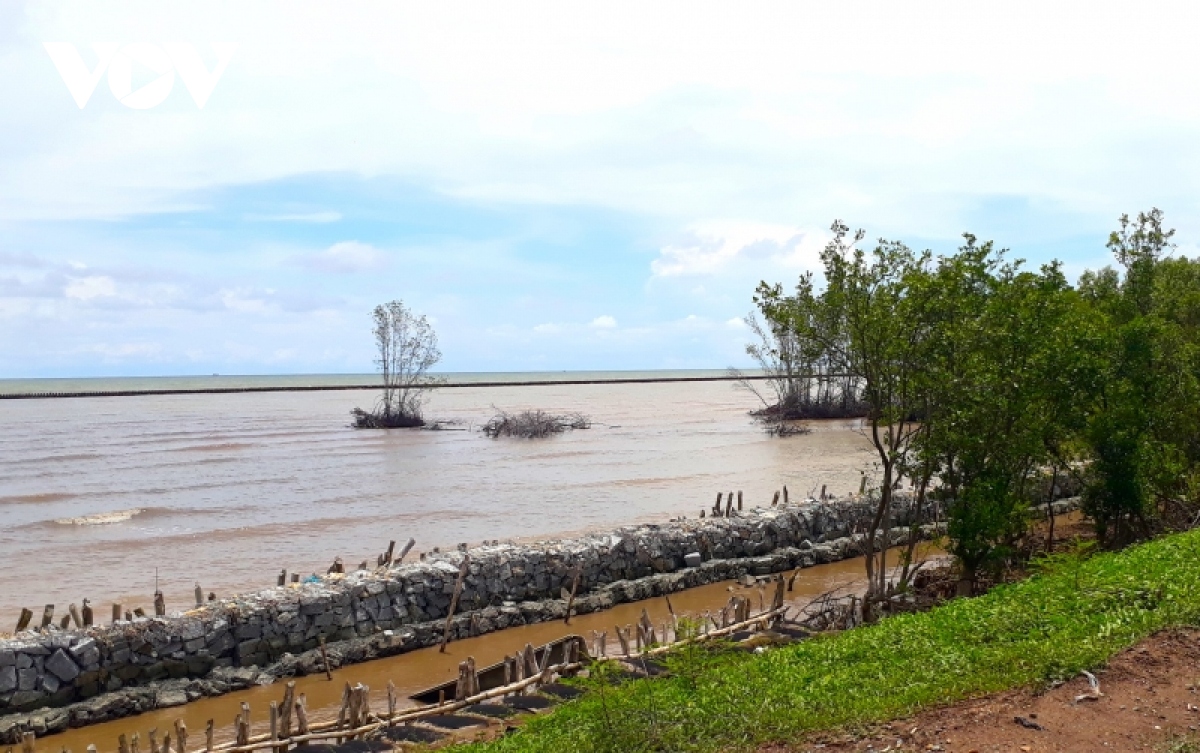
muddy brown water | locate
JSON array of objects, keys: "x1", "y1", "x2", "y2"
[
  {"x1": 0, "y1": 379, "x2": 876, "y2": 618},
  {"x1": 38, "y1": 542, "x2": 945, "y2": 753}
]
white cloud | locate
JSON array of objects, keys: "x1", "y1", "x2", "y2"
[
  {"x1": 298, "y1": 241, "x2": 387, "y2": 274},
  {"x1": 64, "y1": 275, "x2": 116, "y2": 300},
  {"x1": 533, "y1": 322, "x2": 563, "y2": 334},
  {"x1": 590, "y1": 315, "x2": 617, "y2": 329},
  {"x1": 651, "y1": 221, "x2": 824, "y2": 278}
]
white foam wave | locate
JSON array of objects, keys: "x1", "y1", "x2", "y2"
[{"x1": 54, "y1": 508, "x2": 144, "y2": 526}]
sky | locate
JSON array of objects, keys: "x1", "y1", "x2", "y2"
[{"x1": 2, "y1": 1, "x2": 1200, "y2": 377}]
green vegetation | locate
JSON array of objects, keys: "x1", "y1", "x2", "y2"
[
  {"x1": 466, "y1": 528, "x2": 1200, "y2": 752},
  {"x1": 752, "y1": 209, "x2": 1200, "y2": 601}
]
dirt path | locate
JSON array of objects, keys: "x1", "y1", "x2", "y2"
[{"x1": 766, "y1": 629, "x2": 1200, "y2": 753}]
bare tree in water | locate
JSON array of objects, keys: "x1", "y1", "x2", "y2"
[{"x1": 352, "y1": 300, "x2": 441, "y2": 428}]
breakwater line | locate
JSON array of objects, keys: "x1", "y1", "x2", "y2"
[{"x1": 0, "y1": 375, "x2": 784, "y2": 401}]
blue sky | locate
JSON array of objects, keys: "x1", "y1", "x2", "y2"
[{"x1": 3, "y1": 1, "x2": 1200, "y2": 377}]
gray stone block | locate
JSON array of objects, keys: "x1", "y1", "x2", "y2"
[
  {"x1": 18, "y1": 667, "x2": 38, "y2": 691},
  {"x1": 68, "y1": 638, "x2": 100, "y2": 668},
  {"x1": 0, "y1": 665, "x2": 15, "y2": 693},
  {"x1": 683, "y1": 552, "x2": 702, "y2": 568}
]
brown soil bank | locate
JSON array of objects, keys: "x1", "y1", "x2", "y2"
[{"x1": 773, "y1": 629, "x2": 1200, "y2": 753}]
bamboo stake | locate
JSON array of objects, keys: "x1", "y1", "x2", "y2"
[
  {"x1": 439, "y1": 554, "x2": 471, "y2": 652},
  {"x1": 294, "y1": 696, "x2": 309, "y2": 743},
  {"x1": 278, "y1": 682, "x2": 294, "y2": 740},
  {"x1": 317, "y1": 636, "x2": 332, "y2": 681},
  {"x1": 174, "y1": 720, "x2": 187, "y2": 753},
  {"x1": 563, "y1": 568, "x2": 581, "y2": 625},
  {"x1": 396, "y1": 538, "x2": 416, "y2": 563}
]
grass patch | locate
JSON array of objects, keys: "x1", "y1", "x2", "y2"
[{"x1": 463, "y1": 529, "x2": 1200, "y2": 752}]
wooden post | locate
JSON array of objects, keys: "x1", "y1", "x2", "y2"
[
  {"x1": 160, "y1": 734, "x2": 171, "y2": 753},
  {"x1": 859, "y1": 475, "x2": 867, "y2": 495},
  {"x1": 396, "y1": 538, "x2": 416, "y2": 563},
  {"x1": 40, "y1": 604, "x2": 54, "y2": 629},
  {"x1": 454, "y1": 661, "x2": 468, "y2": 701},
  {"x1": 81, "y1": 600, "x2": 93, "y2": 627},
  {"x1": 563, "y1": 568, "x2": 581, "y2": 625},
  {"x1": 713, "y1": 492, "x2": 723, "y2": 517},
  {"x1": 783, "y1": 485, "x2": 789, "y2": 505},
  {"x1": 147, "y1": 728, "x2": 158, "y2": 753},
  {"x1": 204, "y1": 720, "x2": 214, "y2": 753},
  {"x1": 290, "y1": 574, "x2": 299, "y2": 584},
  {"x1": 118, "y1": 734, "x2": 129, "y2": 753},
  {"x1": 820, "y1": 484, "x2": 827, "y2": 501},
  {"x1": 737, "y1": 490, "x2": 743, "y2": 511},
  {"x1": 173, "y1": 720, "x2": 187, "y2": 753},
  {"x1": 59, "y1": 615, "x2": 70, "y2": 629},
  {"x1": 15, "y1": 608, "x2": 33, "y2": 632},
  {"x1": 725, "y1": 492, "x2": 733, "y2": 517},
  {"x1": 294, "y1": 696, "x2": 310, "y2": 743},
  {"x1": 439, "y1": 554, "x2": 471, "y2": 653},
  {"x1": 87, "y1": 746, "x2": 97, "y2": 753},
  {"x1": 154, "y1": 592, "x2": 165, "y2": 617},
  {"x1": 194, "y1": 584, "x2": 203, "y2": 607},
  {"x1": 386, "y1": 680, "x2": 396, "y2": 726},
  {"x1": 68, "y1": 604, "x2": 82, "y2": 628},
  {"x1": 335, "y1": 683, "x2": 350, "y2": 743},
  {"x1": 127, "y1": 610, "x2": 136, "y2": 621},
  {"x1": 382, "y1": 540, "x2": 396, "y2": 566},
  {"x1": 112, "y1": 604, "x2": 121, "y2": 624},
  {"x1": 21, "y1": 732, "x2": 34, "y2": 753},
  {"x1": 130, "y1": 732, "x2": 139, "y2": 753},
  {"x1": 771, "y1": 490, "x2": 780, "y2": 506},
  {"x1": 237, "y1": 702, "x2": 250, "y2": 746},
  {"x1": 268, "y1": 702, "x2": 278, "y2": 753},
  {"x1": 278, "y1": 681, "x2": 295, "y2": 740},
  {"x1": 318, "y1": 636, "x2": 332, "y2": 680}
]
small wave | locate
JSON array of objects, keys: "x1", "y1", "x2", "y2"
[
  {"x1": 0, "y1": 492, "x2": 77, "y2": 505},
  {"x1": 54, "y1": 508, "x2": 144, "y2": 526}
]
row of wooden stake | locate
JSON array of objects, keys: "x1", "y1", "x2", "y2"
[{"x1": 8, "y1": 584, "x2": 789, "y2": 753}]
